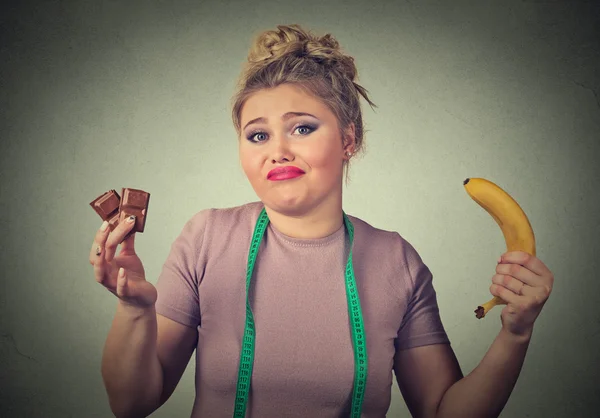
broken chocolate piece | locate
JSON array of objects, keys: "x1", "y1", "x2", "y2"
[
  {"x1": 89, "y1": 189, "x2": 121, "y2": 232},
  {"x1": 118, "y1": 188, "x2": 150, "y2": 240}
]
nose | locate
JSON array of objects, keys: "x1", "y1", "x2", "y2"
[{"x1": 269, "y1": 133, "x2": 294, "y2": 163}]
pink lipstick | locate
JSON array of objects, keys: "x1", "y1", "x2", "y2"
[{"x1": 267, "y1": 166, "x2": 305, "y2": 181}]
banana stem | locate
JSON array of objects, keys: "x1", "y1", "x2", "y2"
[{"x1": 474, "y1": 295, "x2": 506, "y2": 319}]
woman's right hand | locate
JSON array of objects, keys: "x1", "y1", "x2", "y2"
[{"x1": 89, "y1": 214, "x2": 157, "y2": 308}]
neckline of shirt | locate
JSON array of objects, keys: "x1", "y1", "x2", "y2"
[{"x1": 268, "y1": 218, "x2": 347, "y2": 247}]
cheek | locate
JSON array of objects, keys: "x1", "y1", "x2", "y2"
[
  {"x1": 305, "y1": 143, "x2": 341, "y2": 172},
  {"x1": 239, "y1": 150, "x2": 261, "y2": 178}
]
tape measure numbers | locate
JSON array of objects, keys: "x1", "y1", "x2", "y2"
[{"x1": 233, "y1": 207, "x2": 368, "y2": 417}]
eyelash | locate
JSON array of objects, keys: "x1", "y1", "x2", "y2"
[{"x1": 246, "y1": 124, "x2": 317, "y2": 143}]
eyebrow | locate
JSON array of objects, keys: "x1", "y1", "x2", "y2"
[{"x1": 243, "y1": 112, "x2": 317, "y2": 131}]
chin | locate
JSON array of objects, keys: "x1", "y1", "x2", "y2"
[{"x1": 263, "y1": 195, "x2": 311, "y2": 216}]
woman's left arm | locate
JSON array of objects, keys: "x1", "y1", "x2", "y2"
[
  {"x1": 436, "y1": 251, "x2": 554, "y2": 418},
  {"x1": 396, "y1": 251, "x2": 554, "y2": 418}
]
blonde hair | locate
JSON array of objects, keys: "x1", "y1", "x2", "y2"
[{"x1": 230, "y1": 24, "x2": 377, "y2": 184}]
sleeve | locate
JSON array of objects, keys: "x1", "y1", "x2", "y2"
[
  {"x1": 154, "y1": 209, "x2": 210, "y2": 329},
  {"x1": 395, "y1": 237, "x2": 451, "y2": 351}
]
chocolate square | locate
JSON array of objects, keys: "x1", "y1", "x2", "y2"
[
  {"x1": 89, "y1": 189, "x2": 121, "y2": 231},
  {"x1": 118, "y1": 188, "x2": 150, "y2": 240}
]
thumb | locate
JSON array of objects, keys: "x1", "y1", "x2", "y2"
[{"x1": 116, "y1": 267, "x2": 128, "y2": 298}]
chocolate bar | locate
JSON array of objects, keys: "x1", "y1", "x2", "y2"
[
  {"x1": 90, "y1": 188, "x2": 150, "y2": 239},
  {"x1": 118, "y1": 188, "x2": 150, "y2": 240},
  {"x1": 89, "y1": 189, "x2": 121, "y2": 232}
]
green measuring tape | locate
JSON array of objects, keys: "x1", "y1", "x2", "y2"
[{"x1": 233, "y1": 207, "x2": 368, "y2": 417}]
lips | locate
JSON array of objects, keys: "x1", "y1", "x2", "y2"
[{"x1": 267, "y1": 166, "x2": 306, "y2": 180}]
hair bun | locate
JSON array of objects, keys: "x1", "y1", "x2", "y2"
[{"x1": 247, "y1": 24, "x2": 356, "y2": 81}]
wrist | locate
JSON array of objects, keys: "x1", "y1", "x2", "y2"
[
  {"x1": 500, "y1": 325, "x2": 533, "y2": 345},
  {"x1": 117, "y1": 299, "x2": 155, "y2": 319}
]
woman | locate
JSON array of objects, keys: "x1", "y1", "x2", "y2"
[{"x1": 89, "y1": 24, "x2": 554, "y2": 418}]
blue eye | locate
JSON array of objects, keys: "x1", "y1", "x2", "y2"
[
  {"x1": 246, "y1": 124, "x2": 316, "y2": 143},
  {"x1": 247, "y1": 131, "x2": 267, "y2": 142}
]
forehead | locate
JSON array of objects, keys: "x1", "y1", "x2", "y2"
[{"x1": 241, "y1": 84, "x2": 330, "y2": 122}]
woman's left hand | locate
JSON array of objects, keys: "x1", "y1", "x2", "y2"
[{"x1": 491, "y1": 251, "x2": 554, "y2": 339}]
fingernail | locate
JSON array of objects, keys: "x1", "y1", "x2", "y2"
[
  {"x1": 127, "y1": 215, "x2": 136, "y2": 223},
  {"x1": 96, "y1": 246, "x2": 101, "y2": 256},
  {"x1": 100, "y1": 221, "x2": 109, "y2": 232},
  {"x1": 497, "y1": 256, "x2": 502, "y2": 264}
]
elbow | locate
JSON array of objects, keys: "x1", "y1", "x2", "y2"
[
  {"x1": 101, "y1": 363, "x2": 164, "y2": 418},
  {"x1": 109, "y1": 399, "x2": 160, "y2": 418},
  {"x1": 107, "y1": 397, "x2": 139, "y2": 418},
  {"x1": 103, "y1": 382, "x2": 161, "y2": 418}
]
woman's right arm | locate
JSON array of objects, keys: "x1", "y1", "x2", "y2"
[
  {"x1": 90, "y1": 218, "x2": 197, "y2": 417},
  {"x1": 101, "y1": 302, "x2": 162, "y2": 417},
  {"x1": 101, "y1": 303, "x2": 198, "y2": 418}
]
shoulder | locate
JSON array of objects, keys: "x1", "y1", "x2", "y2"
[
  {"x1": 346, "y1": 213, "x2": 399, "y2": 242},
  {"x1": 346, "y1": 213, "x2": 427, "y2": 281},
  {"x1": 347, "y1": 213, "x2": 421, "y2": 259},
  {"x1": 183, "y1": 201, "x2": 264, "y2": 231},
  {"x1": 168, "y1": 201, "x2": 263, "y2": 261},
  {"x1": 176, "y1": 201, "x2": 264, "y2": 252}
]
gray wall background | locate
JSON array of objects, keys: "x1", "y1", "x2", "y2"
[{"x1": 1, "y1": 0, "x2": 599, "y2": 417}]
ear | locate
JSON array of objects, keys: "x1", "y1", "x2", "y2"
[{"x1": 343, "y1": 123, "x2": 356, "y2": 155}]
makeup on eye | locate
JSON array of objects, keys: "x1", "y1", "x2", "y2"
[{"x1": 246, "y1": 123, "x2": 318, "y2": 143}]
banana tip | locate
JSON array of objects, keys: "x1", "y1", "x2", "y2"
[
  {"x1": 463, "y1": 178, "x2": 470, "y2": 185},
  {"x1": 474, "y1": 306, "x2": 485, "y2": 319}
]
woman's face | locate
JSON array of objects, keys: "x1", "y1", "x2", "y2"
[{"x1": 238, "y1": 83, "x2": 353, "y2": 216}]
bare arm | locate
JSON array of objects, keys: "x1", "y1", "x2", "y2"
[
  {"x1": 394, "y1": 343, "x2": 463, "y2": 418},
  {"x1": 435, "y1": 328, "x2": 531, "y2": 418},
  {"x1": 156, "y1": 313, "x2": 198, "y2": 406},
  {"x1": 101, "y1": 302, "x2": 197, "y2": 417},
  {"x1": 101, "y1": 302, "x2": 163, "y2": 417},
  {"x1": 394, "y1": 328, "x2": 532, "y2": 418}
]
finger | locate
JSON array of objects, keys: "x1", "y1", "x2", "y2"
[
  {"x1": 490, "y1": 283, "x2": 520, "y2": 304},
  {"x1": 93, "y1": 249, "x2": 113, "y2": 288},
  {"x1": 492, "y1": 274, "x2": 526, "y2": 295},
  {"x1": 120, "y1": 231, "x2": 137, "y2": 254},
  {"x1": 105, "y1": 215, "x2": 137, "y2": 262},
  {"x1": 500, "y1": 251, "x2": 552, "y2": 278},
  {"x1": 116, "y1": 267, "x2": 127, "y2": 297},
  {"x1": 496, "y1": 261, "x2": 541, "y2": 288},
  {"x1": 89, "y1": 221, "x2": 110, "y2": 264}
]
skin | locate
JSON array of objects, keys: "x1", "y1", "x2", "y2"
[{"x1": 238, "y1": 82, "x2": 355, "y2": 239}]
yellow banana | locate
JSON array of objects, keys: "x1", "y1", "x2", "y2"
[{"x1": 463, "y1": 178, "x2": 536, "y2": 319}]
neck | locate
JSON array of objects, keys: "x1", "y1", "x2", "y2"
[{"x1": 263, "y1": 197, "x2": 344, "y2": 239}]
